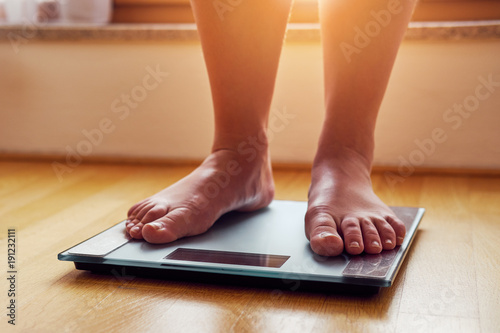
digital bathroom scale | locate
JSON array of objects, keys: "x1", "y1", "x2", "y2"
[{"x1": 58, "y1": 200, "x2": 424, "y2": 293}]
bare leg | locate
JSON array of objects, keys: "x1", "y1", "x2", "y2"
[
  {"x1": 306, "y1": 0, "x2": 418, "y2": 256},
  {"x1": 126, "y1": 0, "x2": 293, "y2": 243}
]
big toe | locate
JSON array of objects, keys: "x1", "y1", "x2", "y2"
[
  {"x1": 141, "y1": 208, "x2": 194, "y2": 244},
  {"x1": 142, "y1": 219, "x2": 179, "y2": 244},
  {"x1": 306, "y1": 210, "x2": 344, "y2": 256}
]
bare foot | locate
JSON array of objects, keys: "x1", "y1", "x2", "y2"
[
  {"x1": 126, "y1": 149, "x2": 274, "y2": 243},
  {"x1": 305, "y1": 149, "x2": 406, "y2": 256}
]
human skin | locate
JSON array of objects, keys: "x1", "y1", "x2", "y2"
[{"x1": 126, "y1": 0, "x2": 418, "y2": 256}]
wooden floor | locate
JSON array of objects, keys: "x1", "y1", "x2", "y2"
[{"x1": 1, "y1": 161, "x2": 499, "y2": 333}]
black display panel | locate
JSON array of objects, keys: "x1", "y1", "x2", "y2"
[{"x1": 165, "y1": 248, "x2": 290, "y2": 268}]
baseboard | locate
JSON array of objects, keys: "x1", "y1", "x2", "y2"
[{"x1": 1, "y1": 153, "x2": 499, "y2": 177}]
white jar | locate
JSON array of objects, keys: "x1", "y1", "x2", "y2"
[
  {"x1": 4, "y1": 0, "x2": 28, "y2": 24},
  {"x1": 4, "y1": 0, "x2": 58, "y2": 24},
  {"x1": 62, "y1": 0, "x2": 112, "y2": 24}
]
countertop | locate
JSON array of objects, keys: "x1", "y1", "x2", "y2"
[{"x1": 1, "y1": 21, "x2": 500, "y2": 42}]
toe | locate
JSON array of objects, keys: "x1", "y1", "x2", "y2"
[
  {"x1": 385, "y1": 215, "x2": 406, "y2": 245},
  {"x1": 125, "y1": 202, "x2": 154, "y2": 236},
  {"x1": 340, "y1": 217, "x2": 365, "y2": 255},
  {"x1": 126, "y1": 219, "x2": 137, "y2": 230},
  {"x1": 305, "y1": 209, "x2": 344, "y2": 256},
  {"x1": 126, "y1": 201, "x2": 168, "y2": 236},
  {"x1": 142, "y1": 216, "x2": 180, "y2": 244},
  {"x1": 359, "y1": 218, "x2": 383, "y2": 254},
  {"x1": 127, "y1": 200, "x2": 149, "y2": 219},
  {"x1": 129, "y1": 222, "x2": 144, "y2": 239},
  {"x1": 141, "y1": 207, "x2": 196, "y2": 244},
  {"x1": 126, "y1": 221, "x2": 140, "y2": 237},
  {"x1": 372, "y1": 218, "x2": 397, "y2": 250},
  {"x1": 141, "y1": 205, "x2": 168, "y2": 224},
  {"x1": 134, "y1": 202, "x2": 156, "y2": 222}
]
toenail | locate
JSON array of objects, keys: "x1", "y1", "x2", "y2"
[
  {"x1": 319, "y1": 232, "x2": 336, "y2": 239},
  {"x1": 349, "y1": 241, "x2": 360, "y2": 248},
  {"x1": 385, "y1": 239, "x2": 393, "y2": 245},
  {"x1": 372, "y1": 241, "x2": 381, "y2": 248},
  {"x1": 148, "y1": 222, "x2": 164, "y2": 230},
  {"x1": 397, "y1": 236, "x2": 405, "y2": 243},
  {"x1": 131, "y1": 226, "x2": 140, "y2": 233}
]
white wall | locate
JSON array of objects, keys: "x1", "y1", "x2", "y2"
[{"x1": 1, "y1": 37, "x2": 499, "y2": 169}]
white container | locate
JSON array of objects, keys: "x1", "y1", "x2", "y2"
[
  {"x1": 4, "y1": 0, "x2": 26, "y2": 24},
  {"x1": 62, "y1": 0, "x2": 112, "y2": 24},
  {"x1": 4, "y1": 0, "x2": 57, "y2": 24}
]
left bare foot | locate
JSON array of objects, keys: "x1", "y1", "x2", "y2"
[
  {"x1": 305, "y1": 149, "x2": 406, "y2": 256},
  {"x1": 125, "y1": 148, "x2": 274, "y2": 244}
]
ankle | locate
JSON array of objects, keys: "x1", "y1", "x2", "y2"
[
  {"x1": 315, "y1": 142, "x2": 372, "y2": 166},
  {"x1": 212, "y1": 129, "x2": 270, "y2": 161},
  {"x1": 316, "y1": 125, "x2": 375, "y2": 169},
  {"x1": 312, "y1": 145, "x2": 373, "y2": 183}
]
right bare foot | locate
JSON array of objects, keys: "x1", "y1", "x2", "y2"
[{"x1": 125, "y1": 148, "x2": 274, "y2": 243}]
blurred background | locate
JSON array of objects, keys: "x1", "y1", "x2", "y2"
[{"x1": 1, "y1": 0, "x2": 499, "y2": 170}]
